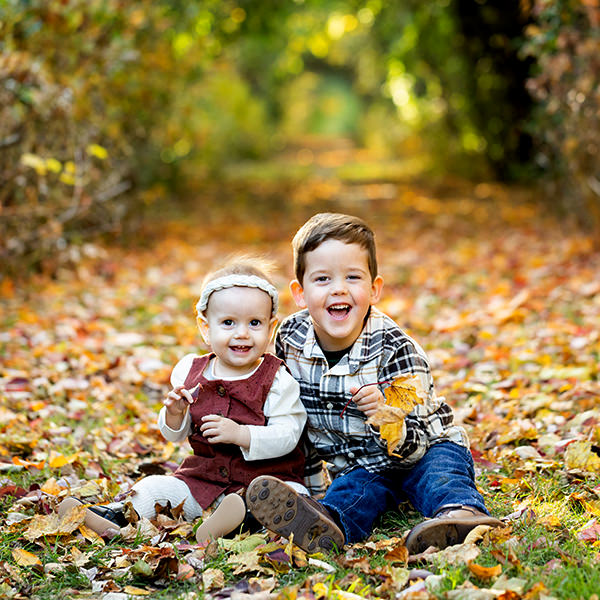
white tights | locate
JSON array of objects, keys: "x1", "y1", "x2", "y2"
[
  {"x1": 129, "y1": 475, "x2": 204, "y2": 520},
  {"x1": 128, "y1": 474, "x2": 309, "y2": 520}
]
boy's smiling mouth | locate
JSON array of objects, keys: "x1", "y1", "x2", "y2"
[{"x1": 327, "y1": 303, "x2": 351, "y2": 320}]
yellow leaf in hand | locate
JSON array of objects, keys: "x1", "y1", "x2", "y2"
[
  {"x1": 383, "y1": 374, "x2": 427, "y2": 410},
  {"x1": 367, "y1": 375, "x2": 426, "y2": 456}
]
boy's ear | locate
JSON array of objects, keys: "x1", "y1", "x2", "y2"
[
  {"x1": 370, "y1": 275, "x2": 384, "y2": 304},
  {"x1": 268, "y1": 317, "x2": 278, "y2": 341},
  {"x1": 289, "y1": 280, "x2": 307, "y2": 308},
  {"x1": 197, "y1": 315, "x2": 210, "y2": 344}
]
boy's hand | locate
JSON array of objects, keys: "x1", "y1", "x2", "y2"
[
  {"x1": 164, "y1": 385, "x2": 195, "y2": 416},
  {"x1": 200, "y1": 415, "x2": 250, "y2": 449},
  {"x1": 349, "y1": 385, "x2": 384, "y2": 418}
]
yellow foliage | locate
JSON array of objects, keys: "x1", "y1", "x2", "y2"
[
  {"x1": 20, "y1": 153, "x2": 47, "y2": 175},
  {"x1": 12, "y1": 548, "x2": 42, "y2": 567},
  {"x1": 366, "y1": 375, "x2": 426, "y2": 456},
  {"x1": 86, "y1": 143, "x2": 108, "y2": 159},
  {"x1": 565, "y1": 441, "x2": 600, "y2": 472}
]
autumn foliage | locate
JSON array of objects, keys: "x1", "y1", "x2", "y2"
[{"x1": 1, "y1": 173, "x2": 599, "y2": 597}]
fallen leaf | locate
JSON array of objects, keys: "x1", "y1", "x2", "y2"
[
  {"x1": 12, "y1": 548, "x2": 42, "y2": 567},
  {"x1": 228, "y1": 549, "x2": 271, "y2": 575},
  {"x1": 123, "y1": 585, "x2": 152, "y2": 595},
  {"x1": 577, "y1": 519, "x2": 600, "y2": 542},
  {"x1": 177, "y1": 563, "x2": 195, "y2": 580},
  {"x1": 384, "y1": 543, "x2": 409, "y2": 565},
  {"x1": 308, "y1": 557, "x2": 336, "y2": 572},
  {"x1": 467, "y1": 561, "x2": 502, "y2": 579},
  {"x1": 565, "y1": 441, "x2": 600, "y2": 472},
  {"x1": 202, "y1": 567, "x2": 225, "y2": 590},
  {"x1": 24, "y1": 506, "x2": 85, "y2": 541}
]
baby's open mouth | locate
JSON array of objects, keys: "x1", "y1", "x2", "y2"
[
  {"x1": 230, "y1": 345, "x2": 251, "y2": 352},
  {"x1": 327, "y1": 304, "x2": 351, "y2": 320}
]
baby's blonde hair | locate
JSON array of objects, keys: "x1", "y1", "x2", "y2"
[{"x1": 197, "y1": 255, "x2": 277, "y2": 319}]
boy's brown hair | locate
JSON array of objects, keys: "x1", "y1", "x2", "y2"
[{"x1": 292, "y1": 213, "x2": 378, "y2": 283}]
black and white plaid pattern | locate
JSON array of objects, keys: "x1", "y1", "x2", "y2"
[{"x1": 276, "y1": 308, "x2": 468, "y2": 494}]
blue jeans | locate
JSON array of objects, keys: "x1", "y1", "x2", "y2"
[{"x1": 320, "y1": 442, "x2": 488, "y2": 544}]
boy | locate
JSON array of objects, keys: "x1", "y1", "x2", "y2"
[{"x1": 246, "y1": 213, "x2": 502, "y2": 554}]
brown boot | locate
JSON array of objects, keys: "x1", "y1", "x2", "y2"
[
  {"x1": 195, "y1": 493, "x2": 246, "y2": 544},
  {"x1": 246, "y1": 476, "x2": 344, "y2": 553},
  {"x1": 405, "y1": 504, "x2": 503, "y2": 554}
]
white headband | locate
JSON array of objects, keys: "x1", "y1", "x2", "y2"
[{"x1": 196, "y1": 274, "x2": 279, "y2": 317}]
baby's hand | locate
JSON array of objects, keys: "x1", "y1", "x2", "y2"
[
  {"x1": 164, "y1": 385, "x2": 195, "y2": 416},
  {"x1": 349, "y1": 384, "x2": 384, "y2": 418},
  {"x1": 200, "y1": 415, "x2": 250, "y2": 448}
]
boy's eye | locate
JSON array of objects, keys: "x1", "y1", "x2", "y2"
[
  {"x1": 222, "y1": 319, "x2": 234, "y2": 326},
  {"x1": 315, "y1": 275, "x2": 329, "y2": 282},
  {"x1": 249, "y1": 319, "x2": 261, "y2": 327},
  {"x1": 347, "y1": 274, "x2": 361, "y2": 280}
]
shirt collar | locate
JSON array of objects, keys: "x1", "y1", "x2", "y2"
[{"x1": 283, "y1": 308, "x2": 386, "y2": 374}]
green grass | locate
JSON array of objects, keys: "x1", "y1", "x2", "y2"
[{"x1": 1, "y1": 464, "x2": 598, "y2": 598}]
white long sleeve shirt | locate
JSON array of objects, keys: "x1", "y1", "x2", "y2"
[{"x1": 158, "y1": 353, "x2": 307, "y2": 462}]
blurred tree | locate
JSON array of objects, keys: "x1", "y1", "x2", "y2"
[
  {"x1": 1, "y1": 0, "x2": 598, "y2": 277},
  {"x1": 521, "y1": 0, "x2": 600, "y2": 229}
]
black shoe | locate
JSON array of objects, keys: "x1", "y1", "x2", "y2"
[{"x1": 58, "y1": 497, "x2": 128, "y2": 530}]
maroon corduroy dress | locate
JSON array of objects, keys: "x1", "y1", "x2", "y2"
[{"x1": 173, "y1": 353, "x2": 305, "y2": 509}]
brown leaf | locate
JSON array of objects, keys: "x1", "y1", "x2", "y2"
[
  {"x1": 202, "y1": 567, "x2": 225, "y2": 590},
  {"x1": 383, "y1": 544, "x2": 409, "y2": 565},
  {"x1": 24, "y1": 505, "x2": 85, "y2": 541},
  {"x1": 577, "y1": 519, "x2": 600, "y2": 542}
]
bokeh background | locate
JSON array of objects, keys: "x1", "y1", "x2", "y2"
[{"x1": 1, "y1": 0, "x2": 599, "y2": 277}]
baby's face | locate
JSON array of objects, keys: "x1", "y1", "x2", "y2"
[{"x1": 200, "y1": 286, "x2": 276, "y2": 377}]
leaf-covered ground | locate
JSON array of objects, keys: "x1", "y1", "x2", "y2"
[{"x1": 1, "y1": 160, "x2": 599, "y2": 599}]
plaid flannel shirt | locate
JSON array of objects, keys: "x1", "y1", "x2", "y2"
[{"x1": 275, "y1": 307, "x2": 468, "y2": 495}]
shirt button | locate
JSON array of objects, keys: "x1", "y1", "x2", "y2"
[
  {"x1": 348, "y1": 451, "x2": 355, "y2": 458},
  {"x1": 217, "y1": 385, "x2": 226, "y2": 397},
  {"x1": 219, "y1": 466, "x2": 229, "y2": 478},
  {"x1": 326, "y1": 402, "x2": 333, "y2": 409}
]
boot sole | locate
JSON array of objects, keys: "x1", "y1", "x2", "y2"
[
  {"x1": 246, "y1": 476, "x2": 344, "y2": 553},
  {"x1": 405, "y1": 515, "x2": 503, "y2": 554}
]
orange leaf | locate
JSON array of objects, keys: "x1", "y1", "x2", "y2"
[
  {"x1": 12, "y1": 457, "x2": 45, "y2": 470},
  {"x1": 383, "y1": 544, "x2": 409, "y2": 565},
  {"x1": 177, "y1": 563, "x2": 195, "y2": 580},
  {"x1": 467, "y1": 561, "x2": 502, "y2": 579},
  {"x1": 41, "y1": 477, "x2": 65, "y2": 495},
  {"x1": 12, "y1": 548, "x2": 42, "y2": 567}
]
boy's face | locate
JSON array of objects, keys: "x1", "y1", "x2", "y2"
[
  {"x1": 198, "y1": 286, "x2": 277, "y2": 377},
  {"x1": 290, "y1": 239, "x2": 383, "y2": 352}
]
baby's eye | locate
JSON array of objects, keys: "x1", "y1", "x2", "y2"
[
  {"x1": 315, "y1": 275, "x2": 329, "y2": 282},
  {"x1": 222, "y1": 319, "x2": 234, "y2": 326},
  {"x1": 249, "y1": 319, "x2": 261, "y2": 327},
  {"x1": 347, "y1": 274, "x2": 362, "y2": 280}
]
